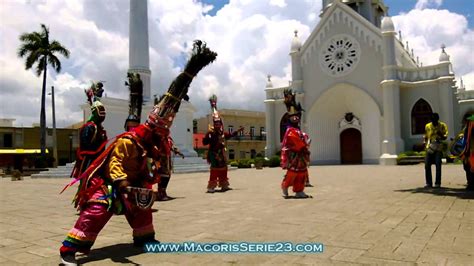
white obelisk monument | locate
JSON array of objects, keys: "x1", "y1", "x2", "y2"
[
  {"x1": 83, "y1": 0, "x2": 203, "y2": 170},
  {"x1": 129, "y1": 0, "x2": 151, "y2": 102},
  {"x1": 129, "y1": 0, "x2": 198, "y2": 158}
]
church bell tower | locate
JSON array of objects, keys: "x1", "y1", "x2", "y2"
[{"x1": 321, "y1": 0, "x2": 388, "y2": 28}]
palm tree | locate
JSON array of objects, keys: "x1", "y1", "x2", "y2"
[{"x1": 17, "y1": 24, "x2": 70, "y2": 157}]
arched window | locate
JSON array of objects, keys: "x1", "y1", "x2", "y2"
[
  {"x1": 280, "y1": 113, "x2": 289, "y2": 142},
  {"x1": 411, "y1": 99, "x2": 432, "y2": 135}
]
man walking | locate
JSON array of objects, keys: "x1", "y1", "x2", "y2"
[{"x1": 424, "y1": 113, "x2": 448, "y2": 188}]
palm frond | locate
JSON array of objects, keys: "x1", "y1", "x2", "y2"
[
  {"x1": 48, "y1": 54, "x2": 62, "y2": 73},
  {"x1": 40, "y1": 24, "x2": 49, "y2": 40},
  {"x1": 25, "y1": 51, "x2": 41, "y2": 70},
  {"x1": 35, "y1": 56, "x2": 46, "y2": 76},
  {"x1": 19, "y1": 31, "x2": 42, "y2": 45},
  {"x1": 49, "y1": 40, "x2": 70, "y2": 58}
]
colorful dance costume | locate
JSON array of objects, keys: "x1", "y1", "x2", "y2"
[
  {"x1": 70, "y1": 82, "x2": 107, "y2": 180},
  {"x1": 461, "y1": 115, "x2": 474, "y2": 190},
  {"x1": 60, "y1": 40, "x2": 217, "y2": 265},
  {"x1": 203, "y1": 95, "x2": 241, "y2": 193},
  {"x1": 156, "y1": 136, "x2": 183, "y2": 201},
  {"x1": 61, "y1": 123, "x2": 167, "y2": 256},
  {"x1": 280, "y1": 89, "x2": 311, "y2": 198}
]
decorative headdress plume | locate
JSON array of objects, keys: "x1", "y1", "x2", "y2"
[
  {"x1": 85, "y1": 81, "x2": 106, "y2": 120},
  {"x1": 209, "y1": 94, "x2": 222, "y2": 124},
  {"x1": 85, "y1": 81, "x2": 104, "y2": 105},
  {"x1": 147, "y1": 40, "x2": 217, "y2": 130}
]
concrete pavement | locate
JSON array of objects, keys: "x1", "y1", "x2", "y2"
[{"x1": 0, "y1": 164, "x2": 473, "y2": 265}]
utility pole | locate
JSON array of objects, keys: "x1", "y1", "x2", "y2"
[{"x1": 50, "y1": 86, "x2": 58, "y2": 167}]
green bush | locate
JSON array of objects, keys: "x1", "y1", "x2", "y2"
[
  {"x1": 237, "y1": 159, "x2": 252, "y2": 168},
  {"x1": 263, "y1": 158, "x2": 270, "y2": 167},
  {"x1": 269, "y1": 155, "x2": 281, "y2": 167},
  {"x1": 254, "y1": 157, "x2": 265, "y2": 165},
  {"x1": 397, "y1": 150, "x2": 425, "y2": 165}
]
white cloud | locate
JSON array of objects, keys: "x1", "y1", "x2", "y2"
[
  {"x1": 415, "y1": 0, "x2": 443, "y2": 10},
  {"x1": 269, "y1": 0, "x2": 286, "y2": 8},
  {"x1": 1, "y1": 0, "x2": 472, "y2": 129},
  {"x1": 392, "y1": 8, "x2": 474, "y2": 90}
]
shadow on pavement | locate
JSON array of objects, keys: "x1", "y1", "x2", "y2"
[
  {"x1": 283, "y1": 195, "x2": 313, "y2": 199},
  {"x1": 77, "y1": 243, "x2": 142, "y2": 265},
  {"x1": 394, "y1": 186, "x2": 474, "y2": 199}
]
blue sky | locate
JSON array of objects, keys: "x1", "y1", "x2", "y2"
[
  {"x1": 387, "y1": 0, "x2": 473, "y2": 26},
  {"x1": 200, "y1": 0, "x2": 474, "y2": 28}
]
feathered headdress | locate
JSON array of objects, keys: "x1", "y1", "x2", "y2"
[
  {"x1": 209, "y1": 94, "x2": 222, "y2": 123},
  {"x1": 85, "y1": 81, "x2": 106, "y2": 121},
  {"x1": 283, "y1": 89, "x2": 303, "y2": 116},
  {"x1": 147, "y1": 40, "x2": 217, "y2": 131},
  {"x1": 85, "y1": 81, "x2": 104, "y2": 105}
]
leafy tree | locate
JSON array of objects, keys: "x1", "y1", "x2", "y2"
[{"x1": 18, "y1": 24, "x2": 70, "y2": 156}]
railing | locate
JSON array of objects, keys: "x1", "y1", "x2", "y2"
[
  {"x1": 395, "y1": 63, "x2": 451, "y2": 82},
  {"x1": 228, "y1": 135, "x2": 266, "y2": 141}
]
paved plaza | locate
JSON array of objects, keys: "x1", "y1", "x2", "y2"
[{"x1": 0, "y1": 164, "x2": 473, "y2": 265}]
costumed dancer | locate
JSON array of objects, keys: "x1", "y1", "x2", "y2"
[
  {"x1": 59, "y1": 40, "x2": 217, "y2": 265},
  {"x1": 203, "y1": 95, "x2": 243, "y2": 193},
  {"x1": 280, "y1": 89, "x2": 311, "y2": 198},
  {"x1": 70, "y1": 82, "x2": 107, "y2": 180},
  {"x1": 460, "y1": 114, "x2": 474, "y2": 190},
  {"x1": 151, "y1": 95, "x2": 185, "y2": 201},
  {"x1": 156, "y1": 132, "x2": 184, "y2": 201},
  {"x1": 124, "y1": 72, "x2": 143, "y2": 132}
]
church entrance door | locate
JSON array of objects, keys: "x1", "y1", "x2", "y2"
[{"x1": 340, "y1": 128, "x2": 362, "y2": 164}]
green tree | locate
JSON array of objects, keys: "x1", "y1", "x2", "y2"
[{"x1": 17, "y1": 24, "x2": 70, "y2": 156}]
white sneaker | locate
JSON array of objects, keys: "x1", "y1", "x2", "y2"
[
  {"x1": 206, "y1": 188, "x2": 215, "y2": 193},
  {"x1": 282, "y1": 187, "x2": 289, "y2": 197}
]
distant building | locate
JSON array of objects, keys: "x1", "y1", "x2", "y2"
[
  {"x1": 0, "y1": 125, "x2": 79, "y2": 170},
  {"x1": 0, "y1": 119, "x2": 15, "y2": 127},
  {"x1": 196, "y1": 109, "x2": 266, "y2": 160}
]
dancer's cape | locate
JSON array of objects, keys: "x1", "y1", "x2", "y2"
[{"x1": 60, "y1": 131, "x2": 142, "y2": 209}]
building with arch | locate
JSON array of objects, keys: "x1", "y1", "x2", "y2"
[{"x1": 264, "y1": 0, "x2": 474, "y2": 165}]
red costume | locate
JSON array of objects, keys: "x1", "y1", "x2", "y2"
[
  {"x1": 60, "y1": 40, "x2": 217, "y2": 265},
  {"x1": 203, "y1": 95, "x2": 241, "y2": 192},
  {"x1": 156, "y1": 134, "x2": 184, "y2": 201},
  {"x1": 280, "y1": 89, "x2": 311, "y2": 198}
]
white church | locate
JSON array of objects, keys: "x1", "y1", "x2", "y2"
[{"x1": 264, "y1": 0, "x2": 474, "y2": 165}]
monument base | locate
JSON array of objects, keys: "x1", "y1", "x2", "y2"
[{"x1": 379, "y1": 153, "x2": 398, "y2": 165}]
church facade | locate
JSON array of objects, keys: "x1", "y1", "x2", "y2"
[{"x1": 265, "y1": 0, "x2": 473, "y2": 165}]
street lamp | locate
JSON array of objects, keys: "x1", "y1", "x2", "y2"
[
  {"x1": 69, "y1": 134, "x2": 73, "y2": 162},
  {"x1": 48, "y1": 86, "x2": 58, "y2": 167}
]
